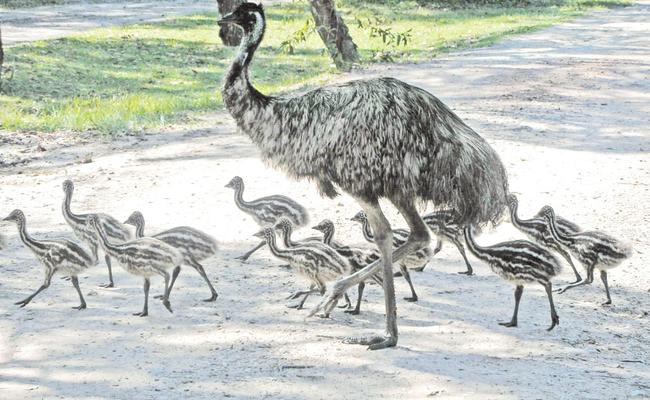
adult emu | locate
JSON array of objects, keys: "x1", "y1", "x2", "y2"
[{"x1": 218, "y1": 3, "x2": 509, "y2": 349}]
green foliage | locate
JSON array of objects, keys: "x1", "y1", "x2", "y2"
[
  {"x1": 354, "y1": 16, "x2": 412, "y2": 61},
  {"x1": 0, "y1": 0, "x2": 630, "y2": 134}
]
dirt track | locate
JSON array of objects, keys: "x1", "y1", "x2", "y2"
[{"x1": 0, "y1": 1, "x2": 649, "y2": 399}]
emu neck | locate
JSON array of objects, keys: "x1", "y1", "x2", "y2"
[
  {"x1": 280, "y1": 228, "x2": 297, "y2": 248},
  {"x1": 15, "y1": 219, "x2": 46, "y2": 253},
  {"x1": 546, "y1": 216, "x2": 573, "y2": 246},
  {"x1": 134, "y1": 220, "x2": 145, "y2": 239},
  {"x1": 508, "y1": 202, "x2": 525, "y2": 229},
  {"x1": 232, "y1": 185, "x2": 251, "y2": 212},
  {"x1": 63, "y1": 190, "x2": 84, "y2": 226},
  {"x1": 462, "y1": 227, "x2": 487, "y2": 261},
  {"x1": 265, "y1": 233, "x2": 292, "y2": 260},
  {"x1": 222, "y1": 20, "x2": 271, "y2": 136},
  {"x1": 94, "y1": 223, "x2": 119, "y2": 256},
  {"x1": 322, "y1": 227, "x2": 334, "y2": 245},
  {"x1": 361, "y1": 220, "x2": 374, "y2": 243}
]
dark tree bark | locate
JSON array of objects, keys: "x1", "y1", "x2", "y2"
[
  {"x1": 0, "y1": 24, "x2": 4, "y2": 93},
  {"x1": 309, "y1": 0, "x2": 359, "y2": 71},
  {"x1": 217, "y1": 0, "x2": 244, "y2": 46}
]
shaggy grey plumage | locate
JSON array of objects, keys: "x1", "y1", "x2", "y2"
[
  {"x1": 351, "y1": 210, "x2": 430, "y2": 302},
  {"x1": 312, "y1": 219, "x2": 382, "y2": 315},
  {"x1": 89, "y1": 215, "x2": 182, "y2": 316},
  {"x1": 540, "y1": 206, "x2": 632, "y2": 305},
  {"x1": 225, "y1": 176, "x2": 309, "y2": 261},
  {"x1": 254, "y1": 226, "x2": 351, "y2": 314},
  {"x1": 0, "y1": 233, "x2": 6, "y2": 251},
  {"x1": 507, "y1": 195, "x2": 582, "y2": 283},
  {"x1": 3, "y1": 209, "x2": 96, "y2": 309},
  {"x1": 62, "y1": 179, "x2": 131, "y2": 288},
  {"x1": 219, "y1": 3, "x2": 508, "y2": 349},
  {"x1": 422, "y1": 209, "x2": 473, "y2": 275},
  {"x1": 463, "y1": 226, "x2": 562, "y2": 331},
  {"x1": 124, "y1": 211, "x2": 219, "y2": 302}
]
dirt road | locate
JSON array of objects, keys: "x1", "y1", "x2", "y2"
[{"x1": 0, "y1": 2, "x2": 649, "y2": 399}]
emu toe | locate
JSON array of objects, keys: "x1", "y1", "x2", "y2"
[
  {"x1": 404, "y1": 295, "x2": 418, "y2": 302},
  {"x1": 499, "y1": 320, "x2": 517, "y2": 328},
  {"x1": 203, "y1": 293, "x2": 218, "y2": 302},
  {"x1": 547, "y1": 315, "x2": 559, "y2": 331},
  {"x1": 163, "y1": 300, "x2": 173, "y2": 314},
  {"x1": 99, "y1": 282, "x2": 115, "y2": 289},
  {"x1": 72, "y1": 304, "x2": 87, "y2": 310}
]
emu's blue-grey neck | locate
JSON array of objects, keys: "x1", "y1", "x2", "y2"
[{"x1": 222, "y1": 11, "x2": 271, "y2": 136}]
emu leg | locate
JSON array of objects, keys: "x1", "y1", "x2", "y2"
[
  {"x1": 99, "y1": 255, "x2": 115, "y2": 288},
  {"x1": 453, "y1": 238, "x2": 473, "y2": 275},
  {"x1": 556, "y1": 277, "x2": 590, "y2": 294},
  {"x1": 339, "y1": 293, "x2": 353, "y2": 309},
  {"x1": 155, "y1": 266, "x2": 181, "y2": 300},
  {"x1": 499, "y1": 285, "x2": 523, "y2": 328},
  {"x1": 71, "y1": 276, "x2": 87, "y2": 310},
  {"x1": 134, "y1": 278, "x2": 150, "y2": 317},
  {"x1": 600, "y1": 270, "x2": 612, "y2": 305},
  {"x1": 544, "y1": 282, "x2": 560, "y2": 331},
  {"x1": 400, "y1": 264, "x2": 418, "y2": 302},
  {"x1": 236, "y1": 241, "x2": 265, "y2": 261},
  {"x1": 558, "y1": 248, "x2": 582, "y2": 284},
  {"x1": 287, "y1": 288, "x2": 319, "y2": 309},
  {"x1": 189, "y1": 259, "x2": 218, "y2": 302},
  {"x1": 345, "y1": 282, "x2": 365, "y2": 315},
  {"x1": 161, "y1": 271, "x2": 173, "y2": 314},
  {"x1": 432, "y1": 238, "x2": 443, "y2": 256},
  {"x1": 15, "y1": 269, "x2": 54, "y2": 308}
]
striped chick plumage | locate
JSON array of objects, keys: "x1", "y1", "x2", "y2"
[
  {"x1": 89, "y1": 214, "x2": 182, "y2": 316},
  {"x1": 422, "y1": 209, "x2": 473, "y2": 275},
  {"x1": 540, "y1": 205, "x2": 632, "y2": 305},
  {"x1": 125, "y1": 211, "x2": 220, "y2": 302},
  {"x1": 463, "y1": 225, "x2": 561, "y2": 330},
  {"x1": 62, "y1": 179, "x2": 131, "y2": 288},
  {"x1": 3, "y1": 209, "x2": 95, "y2": 309}
]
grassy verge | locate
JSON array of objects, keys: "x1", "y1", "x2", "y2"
[{"x1": 0, "y1": 0, "x2": 629, "y2": 134}]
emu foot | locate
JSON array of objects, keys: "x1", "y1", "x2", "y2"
[
  {"x1": 344, "y1": 308, "x2": 360, "y2": 315},
  {"x1": 235, "y1": 254, "x2": 250, "y2": 262},
  {"x1": 99, "y1": 282, "x2": 114, "y2": 289},
  {"x1": 133, "y1": 311, "x2": 148, "y2": 317},
  {"x1": 602, "y1": 300, "x2": 612, "y2": 306},
  {"x1": 547, "y1": 315, "x2": 559, "y2": 331},
  {"x1": 499, "y1": 320, "x2": 517, "y2": 328},
  {"x1": 344, "y1": 334, "x2": 397, "y2": 350},
  {"x1": 393, "y1": 271, "x2": 403, "y2": 278},
  {"x1": 153, "y1": 294, "x2": 165, "y2": 300},
  {"x1": 458, "y1": 269, "x2": 473, "y2": 276},
  {"x1": 404, "y1": 296, "x2": 418, "y2": 302},
  {"x1": 162, "y1": 300, "x2": 173, "y2": 314},
  {"x1": 14, "y1": 299, "x2": 30, "y2": 308},
  {"x1": 203, "y1": 292, "x2": 218, "y2": 302},
  {"x1": 72, "y1": 303, "x2": 87, "y2": 310},
  {"x1": 286, "y1": 303, "x2": 304, "y2": 310}
]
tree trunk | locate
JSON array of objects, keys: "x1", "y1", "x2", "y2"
[
  {"x1": 217, "y1": 0, "x2": 244, "y2": 46},
  {"x1": 0, "y1": 24, "x2": 4, "y2": 93},
  {"x1": 309, "y1": 0, "x2": 359, "y2": 71}
]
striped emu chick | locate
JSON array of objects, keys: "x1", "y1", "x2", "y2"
[
  {"x1": 62, "y1": 179, "x2": 131, "y2": 288},
  {"x1": 463, "y1": 225, "x2": 562, "y2": 331},
  {"x1": 3, "y1": 209, "x2": 95, "y2": 310},
  {"x1": 540, "y1": 206, "x2": 632, "y2": 305},
  {"x1": 507, "y1": 195, "x2": 583, "y2": 283},
  {"x1": 351, "y1": 211, "x2": 431, "y2": 302},
  {"x1": 124, "y1": 211, "x2": 219, "y2": 302},
  {"x1": 254, "y1": 227, "x2": 351, "y2": 315},
  {"x1": 88, "y1": 215, "x2": 183, "y2": 316},
  {"x1": 225, "y1": 176, "x2": 309, "y2": 261},
  {"x1": 312, "y1": 219, "x2": 383, "y2": 315},
  {"x1": 422, "y1": 209, "x2": 473, "y2": 275}
]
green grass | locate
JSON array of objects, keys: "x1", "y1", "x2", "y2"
[{"x1": 0, "y1": 0, "x2": 629, "y2": 134}]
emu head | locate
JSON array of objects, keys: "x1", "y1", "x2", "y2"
[
  {"x1": 124, "y1": 211, "x2": 144, "y2": 227},
  {"x1": 540, "y1": 205, "x2": 555, "y2": 221},
  {"x1": 253, "y1": 227, "x2": 274, "y2": 242},
  {"x1": 62, "y1": 179, "x2": 75, "y2": 195},
  {"x1": 506, "y1": 194, "x2": 518, "y2": 209},
  {"x1": 312, "y1": 219, "x2": 333, "y2": 233},
  {"x1": 218, "y1": 2, "x2": 264, "y2": 34},
  {"x1": 3, "y1": 209, "x2": 25, "y2": 224},
  {"x1": 350, "y1": 211, "x2": 367, "y2": 224},
  {"x1": 87, "y1": 215, "x2": 100, "y2": 230},
  {"x1": 225, "y1": 176, "x2": 244, "y2": 190}
]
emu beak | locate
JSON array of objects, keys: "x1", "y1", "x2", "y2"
[
  {"x1": 217, "y1": 13, "x2": 237, "y2": 26},
  {"x1": 225, "y1": 182, "x2": 233, "y2": 188},
  {"x1": 252, "y1": 230, "x2": 264, "y2": 238},
  {"x1": 311, "y1": 225, "x2": 321, "y2": 231},
  {"x1": 2, "y1": 216, "x2": 11, "y2": 222}
]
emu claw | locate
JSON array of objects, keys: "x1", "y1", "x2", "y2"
[
  {"x1": 14, "y1": 300, "x2": 28, "y2": 308},
  {"x1": 133, "y1": 311, "x2": 148, "y2": 317},
  {"x1": 163, "y1": 300, "x2": 173, "y2": 314},
  {"x1": 235, "y1": 255, "x2": 249, "y2": 262},
  {"x1": 72, "y1": 304, "x2": 87, "y2": 310},
  {"x1": 344, "y1": 309, "x2": 360, "y2": 315},
  {"x1": 498, "y1": 321, "x2": 517, "y2": 328},
  {"x1": 602, "y1": 300, "x2": 612, "y2": 306},
  {"x1": 203, "y1": 293, "x2": 218, "y2": 302},
  {"x1": 458, "y1": 270, "x2": 473, "y2": 276},
  {"x1": 99, "y1": 282, "x2": 114, "y2": 289},
  {"x1": 404, "y1": 296, "x2": 418, "y2": 303}
]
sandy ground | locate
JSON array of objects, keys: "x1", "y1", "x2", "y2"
[
  {"x1": 1, "y1": 1, "x2": 650, "y2": 399},
  {"x1": 0, "y1": 0, "x2": 289, "y2": 45}
]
